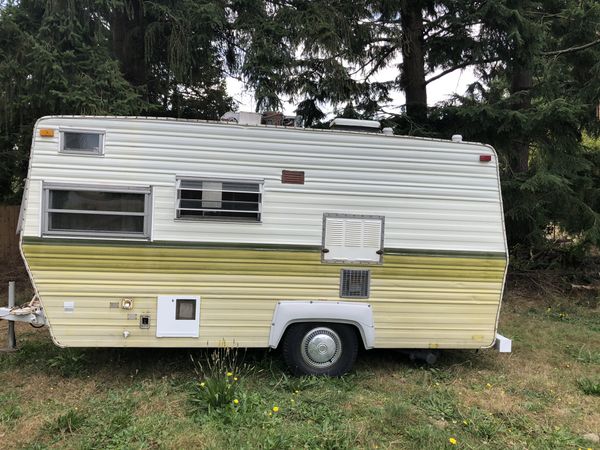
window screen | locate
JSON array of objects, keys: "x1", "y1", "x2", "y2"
[
  {"x1": 61, "y1": 131, "x2": 103, "y2": 154},
  {"x1": 43, "y1": 185, "x2": 150, "y2": 238},
  {"x1": 176, "y1": 178, "x2": 262, "y2": 221},
  {"x1": 340, "y1": 269, "x2": 370, "y2": 298},
  {"x1": 175, "y1": 299, "x2": 196, "y2": 320}
]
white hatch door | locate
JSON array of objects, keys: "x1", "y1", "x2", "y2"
[
  {"x1": 323, "y1": 214, "x2": 384, "y2": 263},
  {"x1": 156, "y1": 296, "x2": 200, "y2": 337}
]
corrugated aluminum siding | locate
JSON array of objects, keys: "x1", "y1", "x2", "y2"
[
  {"x1": 23, "y1": 242, "x2": 506, "y2": 349},
  {"x1": 23, "y1": 116, "x2": 506, "y2": 254}
]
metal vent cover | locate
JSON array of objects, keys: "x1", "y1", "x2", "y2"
[{"x1": 340, "y1": 269, "x2": 370, "y2": 298}]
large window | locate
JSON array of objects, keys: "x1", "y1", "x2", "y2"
[
  {"x1": 176, "y1": 178, "x2": 262, "y2": 221},
  {"x1": 60, "y1": 130, "x2": 104, "y2": 155},
  {"x1": 43, "y1": 184, "x2": 151, "y2": 238}
]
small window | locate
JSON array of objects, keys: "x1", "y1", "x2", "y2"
[
  {"x1": 43, "y1": 184, "x2": 151, "y2": 238},
  {"x1": 176, "y1": 178, "x2": 262, "y2": 221},
  {"x1": 340, "y1": 269, "x2": 370, "y2": 298},
  {"x1": 60, "y1": 131, "x2": 104, "y2": 155},
  {"x1": 175, "y1": 299, "x2": 197, "y2": 320}
]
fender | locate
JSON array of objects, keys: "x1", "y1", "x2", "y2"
[{"x1": 268, "y1": 300, "x2": 375, "y2": 349}]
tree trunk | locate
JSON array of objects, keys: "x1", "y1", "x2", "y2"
[
  {"x1": 111, "y1": 0, "x2": 146, "y2": 90},
  {"x1": 510, "y1": 67, "x2": 532, "y2": 173},
  {"x1": 400, "y1": 0, "x2": 427, "y2": 123}
]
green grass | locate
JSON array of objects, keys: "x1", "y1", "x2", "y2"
[{"x1": 0, "y1": 290, "x2": 598, "y2": 449}]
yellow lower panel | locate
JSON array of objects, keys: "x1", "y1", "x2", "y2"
[{"x1": 22, "y1": 243, "x2": 506, "y2": 349}]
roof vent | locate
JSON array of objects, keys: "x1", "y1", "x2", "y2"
[
  {"x1": 382, "y1": 127, "x2": 394, "y2": 136},
  {"x1": 330, "y1": 118, "x2": 381, "y2": 133},
  {"x1": 451, "y1": 134, "x2": 463, "y2": 143}
]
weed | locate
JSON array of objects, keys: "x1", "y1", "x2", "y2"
[
  {"x1": 52, "y1": 409, "x2": 85, "y2": 434},
  {"x1": 577, "y1": 377, "x2": 600, "y2": 396},
  {"x1": 418, "y1": 389, "x2": 460, "y2": 421},
  {"x1": 531, "y1": 425, "x2": 584, "y2": 448},
  {"x1": 189, "y1": 347, "x2": 253, "y2": 412},
  {"x1": 424, "y1": 367, "x2": 454, "y2": 383},
  {"x1": 47, "y1": 349, "x2": 87, "y2": 377},
  {"x1": 568, "y1": 345, "x2": 600, "y2": 364},
  {"x1": 403, "y1": 424, "x2": 447, "y2": 449},
  {"x1": 190, "y1": 373, "x2": 240, "y2": 411},
  {"x1": 0, "y1": 404, "x2": 22, "y2": 424},
  {"x1": 464, "y1": 408, "x2": 507, "y2": 440},
  {"x1": 22, "y1": 444, "x2": 48, "y2": 450},
  {"x1": 272, "y1": 372, "x2": 322, "y2": 393}
]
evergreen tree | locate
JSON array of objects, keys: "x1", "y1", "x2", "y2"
[
  {"x1": 0, "y1": 0, "x2": 144, "y2": 203},
  {"x1": 111, "y1": 0, "x2": 233, "y2": 119},
  {"x1": 0, "y1": 0, "x2": 234, "y2": 203},
  {"x1": 435, "y1": 0, "x2": 600, "y2": 254}
]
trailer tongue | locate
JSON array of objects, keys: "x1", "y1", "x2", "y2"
[
  {"x1": 0, "y1": 299, "x2": 46, "y2": 327},
  {"x1": 1, "y1": 281, "x2": 46, "y2": 351}
]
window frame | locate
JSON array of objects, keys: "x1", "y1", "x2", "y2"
[
  {"x1": 59, "y1": 128, "x2": 105, "y2": 156},
  {"x1": 42, "y1": 183, "x2": 152, "y2": 239},
  {"x1": 175, "y1": 299, "x2": 197, "y2": 321},
  {"x1": 175, "y1": 176, "x2": 264, "y2": 223}
]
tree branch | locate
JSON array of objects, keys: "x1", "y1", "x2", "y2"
[
  {"x1": 424, "y1": 58, "x2": 501, "y2": 85},
  {"x1": 541, "y1": 37, "x2": 600, "y2": 56}
]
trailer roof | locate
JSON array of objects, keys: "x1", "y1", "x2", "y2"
[{"x1": 37, "y1": 115, "x2": 488, "y2": 148}]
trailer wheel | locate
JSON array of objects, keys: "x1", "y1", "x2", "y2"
[{"x1": 282, "y1": 323, "x2": 358, "y2": 376}]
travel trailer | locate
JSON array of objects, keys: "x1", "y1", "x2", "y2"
[{"x1": 3, "y1": 115, "x2": 510, "y2": 375}]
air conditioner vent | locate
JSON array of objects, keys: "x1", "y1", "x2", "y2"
[{"x1": 340, "y1": 269, "x2": 370, "y2": 298}]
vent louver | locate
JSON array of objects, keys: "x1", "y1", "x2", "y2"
[{"x1": 340, "y1": 269, "x2": 370, "y2": 298}]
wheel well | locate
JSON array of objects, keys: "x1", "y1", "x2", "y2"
[{"x1": 280, "y1": 321, "x2": 366, "y2": 350}]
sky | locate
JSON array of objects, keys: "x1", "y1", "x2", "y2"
[{"x1": 225, "y1": 66, "x2": 478, "y2": 116}]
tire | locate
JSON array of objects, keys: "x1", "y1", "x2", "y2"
[{"x1": 282, "y1": 323, "x2": 359, "y2": 376}]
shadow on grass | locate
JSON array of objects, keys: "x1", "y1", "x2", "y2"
[{"x1": 1, "y1": 329, "x2": 498, "y2": 383}]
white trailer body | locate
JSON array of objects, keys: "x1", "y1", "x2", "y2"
[{"x1": 14, "y1": 116, "x2": 508, "y2": 374}]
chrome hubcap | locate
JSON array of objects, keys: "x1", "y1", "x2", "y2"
[{"x1": 300, "y1": 327, "x2": 342, "y2": 369}]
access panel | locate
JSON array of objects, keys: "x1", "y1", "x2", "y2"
[{"x1": 156, "y1": 295, "x2": 200, "y2": 337}]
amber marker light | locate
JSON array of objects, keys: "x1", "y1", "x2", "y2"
[{"x1": 39, "y1": 129, "x2": 55, "y2": 137}]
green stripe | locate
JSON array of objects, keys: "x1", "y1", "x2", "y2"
[{"x1": 22, "y1": 236, "x2": 507, "y2": 259}]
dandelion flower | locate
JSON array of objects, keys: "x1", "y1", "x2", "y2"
[
  {"x1": 233, "y1": 399, "x2": 239, "y2": 405},
  {"x1": 449, "y1": 437, "x2": 457, "y2": 445},
  {"x1": 268, "y1": 412, "x2": 272, "y2": 417},
  {"x1": 234, "y1": 377, "x2": 238, "y2": 381},
  {"x1": 200, "y1": 382, "x2": 205, "y2": 388},
  {"x1": 485, "y1": 383, "x2": 492, "y2": 388},
  {"x1": 226, "y1": 372, "x2": 233, "y2": 377},
  {"x1": 272, "y1": 406, "x2": 279, "y2": 413},
  {"x1": 463, "y1": 420, "x2": 468, "y2": 425}
]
